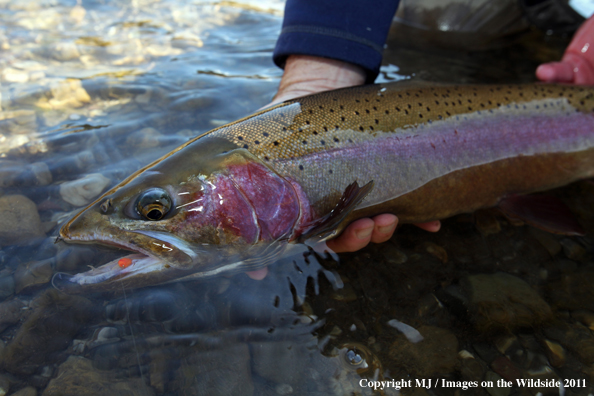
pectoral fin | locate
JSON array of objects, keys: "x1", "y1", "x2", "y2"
[
  {"x1": 299, "y1": 181, "x2": 374, "y2": 243},
  {"x1": 498, "y1": 194, "x2": 585, "y2": 236}
]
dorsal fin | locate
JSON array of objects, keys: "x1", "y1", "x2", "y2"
[{"x1": 299, "y1": 181, "x2": 374, "y2": 243}]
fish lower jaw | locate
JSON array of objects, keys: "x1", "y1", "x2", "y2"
[{"x1": 58, "y1": 253, "x2": 166, "y2": 286}]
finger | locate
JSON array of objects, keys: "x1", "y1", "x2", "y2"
[
  {"x1": 369, "y1": 214, "x2": 399, "y2": 244},
  {"x1": 414, "y1": 220, "x2": 441, "y2": 232},
  {"x1": 326, "y1": 218, "x2": 375, "y2": 253},
  {"x1": 563, "y1": 53, "x2": 594, "y2": 85},
  {"x1": 246, "y1": 267, "x2": 268, "y2": 280},
  {"x1": 536, "y1": 62, "x2": 575, "y2": 83}
]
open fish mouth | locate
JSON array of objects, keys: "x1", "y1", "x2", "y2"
[{"x1": 54, "y1": 253, "x2": 169, "y2": 287}]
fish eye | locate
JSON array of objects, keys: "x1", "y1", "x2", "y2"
[{"x1": 135, "y1": 188, "x2": 172, "y2": 221}]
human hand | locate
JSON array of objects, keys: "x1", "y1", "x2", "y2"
[
  {"x1": 536, "y1": 16, "x2": 594, "y2": 84},
  {"x1": 246, "y1": 55, "x2": 441, "y2": 280}
]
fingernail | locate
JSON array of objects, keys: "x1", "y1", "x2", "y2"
[
  {"x1": 377, "y1": 224, "x2": 395, "y2": 234},
  {"x1": 356, "y1": 227, "x2": 373, "y2": 239}
]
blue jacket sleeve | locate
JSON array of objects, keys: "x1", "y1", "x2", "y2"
[{"x1": 273, "y1": 0, "x2": 400, "y2": 83}]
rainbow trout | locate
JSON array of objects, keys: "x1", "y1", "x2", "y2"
[{"x1": 58, "y1": 82, "x2": 594, "y2": 290}]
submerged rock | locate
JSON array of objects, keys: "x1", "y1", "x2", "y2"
[
  {"x1": 0, "y1": 298, "x2": 27, "y2": 333},
  {"x1": 42, "y1": 356, "x2": 154, "y2": 396},
  {"x1": 388, "y1": 325, "x2": 459, "y2": 377},
  {"x1": 170, "y1": 343, "x2": 253, "y2": 396},
  {"x1": 0, "y1": 290, "x2": 94, "y2": 375},
  {"x1": 0, "y1": 195, "x2": 45, "y2": 246},
  {"x1": 59, "y1": 173, "x2": 110, "y2": 207},
  {"x1": 14, "y1": 258, "x2": 54, "y2": 294},
  {"x1": 460, "y1": 273, "x2": 552, "y2": 333}
]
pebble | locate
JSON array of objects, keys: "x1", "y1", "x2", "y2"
[
  {"x1": 59, "y1": 173, "x2": 110, "y2": 206},
  {"x1": 474, "y1": 209, "x2": 501, "y2": 236},
  {"x1": 543, "y1": 323, "x2": 594, "y2": 365},
  {"x1": 125, "y1": 127, "x2": 163, "y2": 150},
  {"x1": 417, "y1": 242, "x2": 448, "y2": 263},
  {"x1": 547, "y1": 267, "x2": 594, "y2": 311},
  {"x1": 381, "y1": 244, "x2": 408, "y2": 265},
  {"x1": 39, "y1": 79, "x2": 91, "y2": 110},
  {"x1": 571, "y1": 310, "x2": 594, "y2": 330},
  {"x1": 529, "y1": 228, "x2": 561, "y2": 256},
  {"x1": 0, "y1": 271, "x2": 15, "y2": 300},
  {"x1": 10, "y1": 386, "x2": 37, "y2": 396},
  {"x1": 0, "y1": 195, "x2": 45, "y2": 246},
  {"x1": 484, "y1": 371, "x2": 509, "y2": 396},
  {"x1": 0, "y1": 298, "x2": 26, "y2": 333},
  {"x1": 0, "y1": 375, "x2": 9, "y2": 396},
  {"x1": 0, "y1": 161, "x2": 52, "y2": 187},
  {"x1": 460, "y1": 272, "x2": 552, "y2": 333},
  {"x1": 14, "y1": 259, "x2": 54, "y2": 294},
  {"x1": 42, "y1": 356, "x2": 154, "y2": 396},
  {"x1": 560, "y1": 238, "x2": 586, "y2": 261},
  {"x1": 490, "y1": 355, "x2": 523, "y2": 382},
  {"x1": 542, "y1": 339, "x2": 565, "y2": 367},
  {"x1": 388, "y1": 325, "x2": 459, "y2": 377}
]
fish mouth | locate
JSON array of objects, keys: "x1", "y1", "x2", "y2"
[
  {"x1": 56, "y1": 228, "x2": 199, "y2": 289},
  {"x1": 54, "y1": 253, "x2": 168, "y2": 287}
]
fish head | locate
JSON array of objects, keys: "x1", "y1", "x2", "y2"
[{"x1": 58, "y1": 135, "x2": 302, "y2": 290}]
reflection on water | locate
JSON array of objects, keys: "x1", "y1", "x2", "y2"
[{"x1": 1, "y1": 0, "x2": 594, "y2": 395}]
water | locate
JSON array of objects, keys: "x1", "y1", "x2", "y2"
[{"x1": 1, "y1": 0, "x2": 594, "y2": 395}]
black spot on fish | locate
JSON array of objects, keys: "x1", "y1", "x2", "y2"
[
  {"x1": 404, "y1": 109, "x2": 409, "y2": 115},
  {"x1": 323, "y1": 126, "x2": 328, "y2": 131},
  {"x1": 348, "y1": 139, "x2": 353, "y2": 143},
  {"x1": 435, "y1": 100, "x2": 440, "y2": 105},
  {"x1": 299, "y1": 165, "x2": 304, "y2": 170},
  {"x1": 273, "y1": 141, "x2": 279, "y2": 146},
  {"x1": 282, "y1": 127, "x2": 287, "y2": 131},
  {"x1": 480, "y1": 103, "x2": 485, "y2": 108},
  {"x1": 426, "y1": 107, "x2": 430, "y2": 111},
  {"x1": 438, "y1": 115, "x2": 442, "y2": 119},
  {"x1": 446, "y1": 111, "x2": 451, "y2": 116},
  {"x1": 302, "y1": 140, "x2": 307, "y2": 144},
  {"x1": 536, "y1": 105, "x2": 540, "y2": 109},
  {"x1": 354, "y1": 111, "x2": 360, "y2": 115},
  {"x1": 237, "y1": 136, "x2": 243, "y2": 140},
  {"x1": 308, "y1": 110, "x2": 313, "y2": 114},
  {"x1": 419, "y1": 114, "x2": 423, "y2": 118},
  {"x1": 319, "y1": 105, "x2": 324, "y2": 109},
  {"x1": 340, "y1": 105, "x2": 344, "y2": 110},
  {"x1": 370, "y1": 126, "x2": 374, "y2": 130},
  {"x1": 321, "y1": 140, "x2": 326, "y2": 145},
  {"x1": 395, "y1": 107, "x2": 401, "y2": 111},
  {"x1": 468, "y1": 106, "x2": 472, "y2": 111},
  {"x1": 263, "y1": 132, "x2": 269, "y2": 137},
  {"x1": 373, "y1": 106, "x2": 377, "y2": 110},
  {"x1": 398, "y1": 94, "x2": 402, "y2": 98},
  {"x1": 359, "y1": 126, "x2": 364, "y2": 131},
  {"x1": 264, "y1": 156, "x2": 269, "y2": 161},
  {"x1": 334, "y1": 137, "x2": 339, "y2": 142},
  {"x1": 375, "y1": 119, "x2": 379, "y2": 124},
  {"x1": 467, "y1": 99, "x2": 472, "y2": 103},
  {"x1": 341, "y1": 116, "x2": 346, "y2": 121},
  {"x1": 365, "y1": 109, "x2": 370, "y2": 114},
  {"x1": 305, "y1": 121, "x2": 310, "y2": 125},
  {"x1": 330, "y1": 109, "x2": 334, "y2": 112},
  {"x1": 418, "y1": 102, "x2": 422, "y2": 106},
  {"x1": 329, "y1": 169, "x2": 333, "y2": 174},
  {"x1": 407, "y1": 104, "x2": 412, "y2": 109},
  {"x1": 313, "y1": 131, "x2": 318, "y2": 135},
  {"x1": 385, "y1": 110, "x2": 389, "y2": 114},
  {"x1": 365, "y1": 98, "x2": 369, "y2": 102},
  {"x1": 355, "y1": 99, "x2": 360, "y2": 103},
  {"x1": 243, "y1": 144, "x2": 248, "y2": 149},
  {"x1": 255, "y1": 140, "x2": 260, "y2": 145}
]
